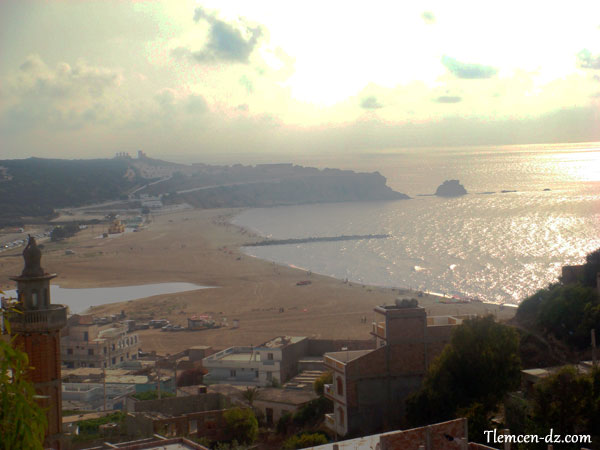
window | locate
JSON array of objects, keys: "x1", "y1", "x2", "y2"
[
  {"x1": 336, "y1": 376, "x2": 344, "y2": 396},
  {"x1": 120, "y1": 356, "x2": 124, "y2": 362},
  {"x1": 88, "y1": 349, "x2": 94, "y2": 356},
  {"x1": 266, "y1": 372, "x2": 272, "y2": 381},
  {"x1": 230, "y1": 369, "x2": 236, "y2": 377},
  {"x1": 338, "y1": 407, "x2": 345, "y2": 428},
  {"x1": 83, "y1": 331, "x2": 89, "y2": 342},
  {"x1": 189, "y1": 419, "x2": 198, "y2": 434},
  {"x1": 267, "y1": 353, "x2": 273, "y2": 360},
  {"x1": 112, "y1": 344, "x2": 115, "y2": 351},
  {"x1": 103, "y1": 347, "x2": 107, "y2": 354},
  {"x1": 112, "y1": 357, "x2": 116, "y2": 364},
  {"x1": 31, "y1": 291, "x2": 38, "y2": 308},
  {"x1": 255, "y1": 370, "x2": 259, "y2": 378},
  {"x1": 67, "y1": 348, "x2": 73, "y2": 355}
]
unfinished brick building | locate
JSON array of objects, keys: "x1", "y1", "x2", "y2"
[
  {"x1": 323, "y1": 299, "x2": 473, "y2": 437},
  {"x1": 8, "y1": 236, "x2": 67, "y2": 449}
]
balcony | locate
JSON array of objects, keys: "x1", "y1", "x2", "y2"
[
  {"x1": 8, "y1": 305, "x2": 67, "y2": 333},
  {"x1": 371, "y1": 321, "x2": 385, "y2": 339}
]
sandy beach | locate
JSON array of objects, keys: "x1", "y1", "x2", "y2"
[{"x1": 0, "y1": 208, "x2": 515, "y2": 355}]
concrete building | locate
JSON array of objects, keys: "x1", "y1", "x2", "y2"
[
  {"x1": 323, "y1": 299, "x2": 473, "y2": 437},
  {"x1": 62, "y1": 382, "x2": 135, "y2": 411},
  {"x1": 202, "y1": 336, "x2": 308, "y2": 386},
  {"x1": 7, "y1": 236, "x2": 67, "y2": 449},
  {"x1": 61, "y1": 314, "x2": 140, "y2": 369}
]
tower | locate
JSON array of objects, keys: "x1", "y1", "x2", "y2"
[{"x1": 8, "y1": 236, "x2": 67, "y2": 450}]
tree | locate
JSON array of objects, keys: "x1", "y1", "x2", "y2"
[
  {"x1": 283, "y1": 432, "x2": 328, "y2": 449},
  {"x1": 518, "y1": 283, "x2": 599, "y2": 349},
  {"x1": 222, "y1": 408, "x2": 258, "y2": 445},
  {"x1": 0, "y1": 296, "x2": 48, "y2": 450},
  {"x1": 313, "y1": 371, "x2": 332, "y2": 396},
  {"x1": 407, "y1": 316, "x2": 521, "y2": 429},
  {"x1": 528, "y1": 366, "x2": 597, "y2": 443},
  {"x1": 241, "y1": 386, "x2": 259, "y2": 407}
]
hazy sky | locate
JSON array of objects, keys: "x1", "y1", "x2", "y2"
[{"x1": 2, "y1": 1, "x2": 600, "y2": 160}]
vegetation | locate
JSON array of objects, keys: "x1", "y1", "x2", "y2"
[
  {"x1": 517, "y1": 366, "x2": 600, "y2": 449},
  {"x1": 223, "y1": 408, "x2": 258, "y2": 445},
  {"x1": 241, "y1": 386, "x2": 259, "y2": 407},
  {"x1": 176, "y1": 367, "x2": 207, "y2": 387},
  {"x1": 407, "y1": 316, "x2": 521, "y2": 440},
  {"x1": 76, "y1": 411, "x2": 127, "y2": 435},
  {"x1": 517, "y1": 246, "x2": 600, "y2": 349},
  {"x1": 0, "y1": 295, "x2": 48, "y2": 450},
  {"x1": 0, "y1": 157, "x2": 141, "y2": 222},
  {"x1": 313, "y1": 371, "x2": 332, "y2": 396},
  {"x1": 131, "y1": 390, "x2": 175, "y2": 401},
  {"x1": 50, "y1": 222, "x2": 81, "y2": 241},
  {"x1": 283, "y1": 432, "x2": 329, "y2": 449}
]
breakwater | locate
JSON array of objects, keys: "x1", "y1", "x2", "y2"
[{"x1": 245, "y1": 234, "x2": 390, "y2": 247}]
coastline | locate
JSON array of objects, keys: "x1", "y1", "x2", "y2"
[{"x1": 0, "y1": 207, "x2": 515, "y2": 354}]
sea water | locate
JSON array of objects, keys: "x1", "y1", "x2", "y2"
[{"x1": 232, "y1": 144, "x2": 600, "y2": 304}]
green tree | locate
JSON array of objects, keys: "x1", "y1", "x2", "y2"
[
  {"x1": 241, "y1": 386, "x2": 259, "y2": 407},
  {"x1": 518, "y1": 283, "x2": 599, "y2": 349},
  {"x1": 313, "y1": 371, "x2": 332, "y2": 396},
  {"x1": 528, "y1": 366, "x2": 596, "y2": 445},
  {"x1": 223, "y1": 408, "x2": 258, "y2": 445},
  {"x1": 407, "y1": 316, "x2": 521, "y2": 430},
  {"x1": 283, "y1": 432, "x2": 328, "y2": 449},
  {"x1": 0, "y1": 296, "x2": 48, "y2": 450}
]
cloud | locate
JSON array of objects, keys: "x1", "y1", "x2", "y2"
[
  {"x1": 441, "y1": 55, "x2": 498, "y2": 79},
  {"x1": 421, "y1": 11, "x2": 435, "y2": 24},
  {"x1": 239, "y1": 75, "x2": 254, "y2": 94},
  {"x1": 1, "y1": 55, "x2": 122, "y2": 132},
  {"x1": 577, "y1": 49, "x2": 600, "y2": 69},
  {"x1": 185, "y1": 7, "x2": 263, "y2": 64},
  {"x1": 434, "y1": 95, "x2": 462, "y2": 103},
  {"x1": 186, "y1": 94, "x2": 208, "y2": 114},
  {"x1": 360, "y1": 96, "x2": 383, "y2": 109}
]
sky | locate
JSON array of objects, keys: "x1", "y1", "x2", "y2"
[{"x1": 2, "y1": 0, "x2": 600, "y2": 161}]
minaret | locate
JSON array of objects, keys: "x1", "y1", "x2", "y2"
[{"x1": 9, "y1": 236, "x2": 67, "y2": 450}]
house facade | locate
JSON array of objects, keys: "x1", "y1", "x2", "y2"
[
  {"x1": 323, "y1": 299, "x2": 473, "y2": 437},
  {"x1": 61, "y1": 314, "x2": 140, "y2": 369}
]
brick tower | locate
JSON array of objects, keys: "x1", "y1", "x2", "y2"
[{"x1": 9, "y1": 236, "x2": 67, "y2": 450}]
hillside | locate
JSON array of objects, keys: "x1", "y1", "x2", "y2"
[
  {"x1": 0, "y1": 158, "x2": 144, "y2": 225},
  {"x1": 0, "y1": 157, "x2": 408, "y2": 224}
]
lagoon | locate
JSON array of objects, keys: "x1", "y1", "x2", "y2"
[{"x1": 5, "y1": 282, "x2": 211, "y2": 314}]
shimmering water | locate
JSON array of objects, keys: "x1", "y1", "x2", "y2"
[{"x1": 233, "y1": 145, "x2": 600, "y2": 304}]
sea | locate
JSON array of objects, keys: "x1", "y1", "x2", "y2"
[{"x1": 230, "y1": 144, "x2": 600, "y2": 305}]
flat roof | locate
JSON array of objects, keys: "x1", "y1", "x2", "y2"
[
  {"x1": 260, "y1": 336, "x2": 306, "y2": 349},
  {"x1": 221, "y1": 353, "x2": 260, "y2": 362},
  {"x1": 325, "y1": 349, "x2": 373, "y2": 364},
  {"x1": 256, "y1": 388, "x2": 317, "y2": 405}
]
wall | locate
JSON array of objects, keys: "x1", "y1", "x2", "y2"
[
  {"x1": 307, "y1": 339, "x2": 375, "y2": 356},
  {"x1": 127, "y1": 393, "x2": 229, "y2": 415},
  {"x1": 279, "y1": 337, "x2": 309, "y2": 383},
  {"x1": 379, "y1": 418, "x2": 467, "y2": 450}
]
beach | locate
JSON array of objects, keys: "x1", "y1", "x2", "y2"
[{"x1": 0, "y1": 208, "x2": 515, "y2": 354}]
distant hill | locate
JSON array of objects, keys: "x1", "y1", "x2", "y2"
[
  {"x1": 0, "y1": 157, "x2": 409, "y2": 225},
  {"x1": 0, "y1": 158, "x2": 144, "y2": 225}
]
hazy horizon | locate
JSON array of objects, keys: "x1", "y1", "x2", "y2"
[{"x1": 2, "y1": 1, "x2": 600, "y2": 160}]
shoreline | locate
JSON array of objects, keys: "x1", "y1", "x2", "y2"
[{"x1": 0, "y1": 207, "x2": 515, "y2": 354}]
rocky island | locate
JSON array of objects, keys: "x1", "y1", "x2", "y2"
[{"x1": 435, "y1": 180, "x2": 467, "y2": 197}]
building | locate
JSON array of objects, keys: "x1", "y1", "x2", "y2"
[
  {"x1": 323, "y1": 299, "x2": 473, "y2": 437},
  {"x1": 7, "y1": 236, "x2": 68, "y2": 449},
  {"x1": 310, "y1": 418, "x2": 502, "y2": 450},
  {"x1": 62, "y1": 382, "x2": 135, "y2": 411},
  {"x1": 81, "y1": 436, "x2": 209, "y2": 450},
  {"x1": 61, "y1": 314, "x2": 140, "y2": 369},
  {"x1": 202, "y1": 336, "x2": 308, "y2": 386}
]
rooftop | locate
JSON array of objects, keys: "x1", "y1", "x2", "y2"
[
  {"x1": 260, "y1": 336, "x2": 306, "y2": 349},
  {"x1": 325, "y1": 349, "x2": 373, "y2": 364}
]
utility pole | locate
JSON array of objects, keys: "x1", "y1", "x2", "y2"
[
  {"x1": 156, "y1": 359, "x2": 161, "y2": 400},
  {"x1": 592, "y1": 329, "x2": 597, "y2": 368},
  {"x1": 103, "y1": 366, "x2": 107, "y2": 411}
]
